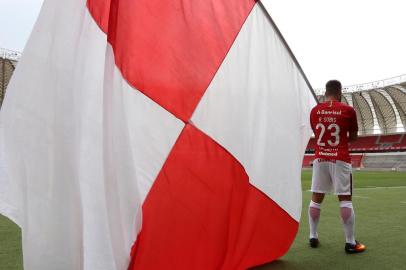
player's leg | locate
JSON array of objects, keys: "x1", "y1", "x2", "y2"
[
  {"x1": 338, "y1": 195, "x2": 355, "y2": 245},
  {"x1": 334, "y1": 161, "x2": 366, "y2": 253},
  {"x1": 308, "y1": 192, "x2": 324, "y2": 247},
  {"x1": 338, "y1": 195, "x2": 365, "y2": 253},
  {"x1": 309, "y1": 159, "x2": 332, "y2": 247}
]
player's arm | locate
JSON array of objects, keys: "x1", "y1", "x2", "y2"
[
  {"x1": 348, "y1": 131, "x2": 358, "y2": 142},
  {"x1": 310, "y1": 108, "x2": 316, "y2": 132},
  {"x1": 348, "y1": 108, "x2": 358, "y2": 143}
]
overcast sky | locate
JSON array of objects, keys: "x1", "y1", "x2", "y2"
[{"x1": 0, "y1": 0, "x2": 405, "y2": 89}]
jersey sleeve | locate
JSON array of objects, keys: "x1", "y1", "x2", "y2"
[{"x1": 349, "y1": 107, "x2": 358, "y2": 133}]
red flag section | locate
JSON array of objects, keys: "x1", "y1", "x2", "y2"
[
  {"x1": 86, "y1": 0, "x2": 110, "y2": 33},
  {"x1": 87, "y1": 0, "x2": 256, "y2": 121},
  {"x1": 128, "y1": 124, "x2": 298, "y2": 270}
]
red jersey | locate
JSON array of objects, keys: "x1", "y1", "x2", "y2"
[{"x1": 310, "y1": 100, "x2": 358, "y2": 163}]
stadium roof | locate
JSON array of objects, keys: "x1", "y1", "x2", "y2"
[
  {"x1": 0, "y1": 48, "x2": 20, "y2": 107},
  {"x1": 317, "y1": 75, "x2": 406, "y2": 135}
]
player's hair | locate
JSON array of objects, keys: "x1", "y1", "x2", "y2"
[{"x1": 325, "y1": 80, "x2": 342, "y2": 97}]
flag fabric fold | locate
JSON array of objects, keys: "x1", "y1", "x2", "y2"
[{"x1": 0, "y1": 0, "x2": 316, "y2": 269}]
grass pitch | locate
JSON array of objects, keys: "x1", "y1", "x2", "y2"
[
  {"x1": 1, "y1": 171, "x2": 406, "y2": 270},
  {"x1": 258, "y1": 170, "x2": 406, "y2": 270}
]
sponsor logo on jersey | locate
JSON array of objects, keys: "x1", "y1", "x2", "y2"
[
  {"x1": 319, "y1": 151, "x2": 338, "y2": 157},
  {"x1": 317, "y1": 109, "x2": 342, "y2": 116}
]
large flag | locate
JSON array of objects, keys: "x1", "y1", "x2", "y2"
[{"x1": 0, "y1": 0, "x2": 316, "y2": 269}]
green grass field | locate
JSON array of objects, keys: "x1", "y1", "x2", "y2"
[{"x1": 1, "y1": 171, "x2": 405, "y2": 270}]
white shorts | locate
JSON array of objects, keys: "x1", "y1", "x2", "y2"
[{"x1": 311, "y1": 159, "x2": 353, "y2": 195}]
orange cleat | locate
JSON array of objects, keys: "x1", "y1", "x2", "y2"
[{"x1": 345, "y1": 240, "x2": 366, "y2": 254}]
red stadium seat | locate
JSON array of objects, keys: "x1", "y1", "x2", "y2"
[
  {"x1": 302, "y1": 154, "x2": 364, "y2": 168},
  {"x1": 306, "y1": 134, "x2": 406, "y2": 154}
]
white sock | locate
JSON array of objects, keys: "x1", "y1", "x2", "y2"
[
  {"x1": 340, "y1": 201, "x2": 356, "y2": 245},
  {"x1": 308, "y1": 200, "x2": 321, "y2": 239}
]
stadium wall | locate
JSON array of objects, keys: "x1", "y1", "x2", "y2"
[{"x1": 303, "y1": 152, "x2": 406, "y2": 171}]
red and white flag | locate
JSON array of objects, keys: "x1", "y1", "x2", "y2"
[{"x1": 0, "y1": 0, "x2": 316, "y2": 269}]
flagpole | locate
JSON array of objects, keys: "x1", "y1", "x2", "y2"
[{"x1": 258, "y1": 1, "x2": 319, "y2": 104}]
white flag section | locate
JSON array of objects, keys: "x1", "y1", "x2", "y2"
[
  {"x1": 191, "y1": 3, "x2": 316, "y2": 221},
  {"x1": 0, "y1": 0, "x2": 316, "y2": 269}
]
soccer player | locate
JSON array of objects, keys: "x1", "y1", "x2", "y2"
[{"x1": 308, "y1": 80, "x2": 366, "y2": 253}]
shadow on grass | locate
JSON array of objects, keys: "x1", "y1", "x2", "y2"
[{"x1": 251, "y1": 259, "x2": 301, "y2": 270}]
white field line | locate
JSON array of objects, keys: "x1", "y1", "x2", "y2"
[
  {"x1": 306, "y1": 186, "x2": 406, "y2": 192},
  {"x1": 354, "y1": 186, "x2": 406, "y2": 190},
  {"x1": 352, "y1": 195, "x2": 370, "y2": 199}
]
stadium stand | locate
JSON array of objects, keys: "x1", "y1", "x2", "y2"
[
  {"x1": 0, "y1": 48, "x2": 20, "y2": 108},
  {"x1": 306, "y1": 134, "x2": 406, "y2": 153},
  {"x1": 362, "y1": 153, "x2": 406, "y2": 170},
  {"x1": 302, "y1": 154, "x2": 364, "y2": 168}
]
